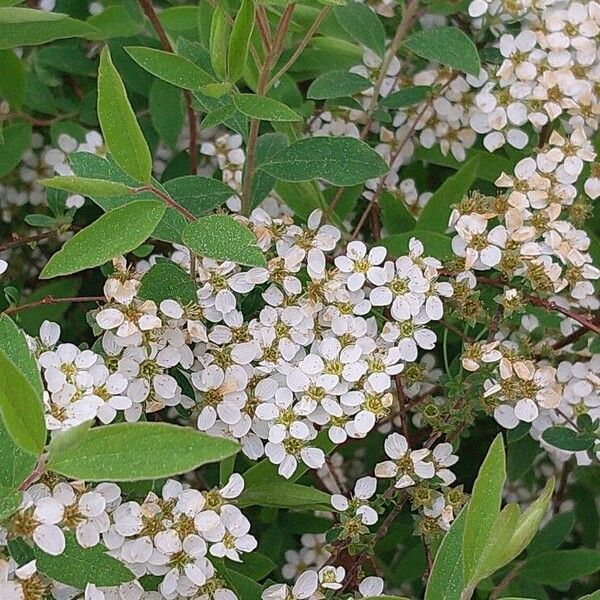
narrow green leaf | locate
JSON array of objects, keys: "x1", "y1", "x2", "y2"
[
  {"x1": 33, "y1": 531, "x2": 135, "y2": 588},
  {"x1": 403, "y1": 26, "x2": 481, "y2": 77},
  {"x1": 201, "y1": 103, "x2": 237, "y2": 129},
  {"x1": 425, "y1": 507, "x2": 467, "y2": 600},
  {"x1": 149, "y1": 79, "x2": 185, "y2": 150},
  {"x1": 239, "y1": 481, "x2": 331, "y2": 509},
  {"x1": 333, "y1": 3, "x2": 385, "y2": 57},
  {"x1": 0, "y1": 8, "x2": 97, "y2": 49},
  {"x1": 470, "y1": 503, "x2": 520, "y2": 584},
  {"x1": 209, "y1": 6, "x2": 229, "y2": 80},
  {"x1": 227, "y1": 0, "x2": 254, "y2": 82},
  {"x1": 0, "y1": 49, "x2": 25, "y2": 107},
  {"x1": 0, "y1": 349, "x2": 46, "y2": 455},
  {"x1": 68, "y1": 153, "x2": 185, "y2": 245},
  {"x1": 528, "y1": 512, "x2": 575, "y2": 556},
  {"x1": 226, "y1": 551, "x2": 276, "y2": 581},
  {"x1": 463, "y1": 434, "x2": 506, "y2": 584},
  {"x1": 252, "y1": 132, "x2": 289, "y2": 207},
  {"x1": 139, "y1": 261, "x2": 197, "y2": 305},
  {"x1": 98, "y1": 47, "x2": 152, "y2": 183},
  {"x1": 379, "y1": 190, "x2": 417, "y2": 234},
  {"x1": 0, "y1": 419, "x2": 36, "y2": 489},
  {"x1": 541, "y1": 426, "x2": 596, "y2": 452},
  {"x1": 381, "y1": 231, "x2": 452, "y2": 261},
  {"x1": 381, "y1": 86, "x2": 430, "y2": 109},
  {"x1": 125, "y1": 46, "x2": 214, "y2": 89},
  {"x1": 0, "y1": 486, "x2": 21, "y2": 520},
  {"x1": 520, "y1": 549, "x2": 600, "y2": 586},
  {"x1": 233, "y1": 94, "x2": 302, "y2": 122},
  {"x1": 40, "y1": 200, "x2": 166, "y2": 279},
  {"x1": 261, "y1": 136, "x2": 388, "y2": 186},
  {"x1": 495, "y1": 478, "x2": 554, "y2": 568},
  {"x1": 39, "y1": 176, "x2": 132, "y2": 198},
  {"x1": 182, "y1": 215, "x2": 266, "y2": 268},
  {"x1": 0, "y1": 122, "x2": 31, "y2": 178},
  {"x1": 163, "y1": 175, "x2": 236, "y2": 215},
  {"x1": 0, "y1": 314, "x2": 44, "y2": 397},
  {"x1": 47, "y1": 422, "x2": 240, "y2": 481},
  {"x1": 307, "y1": 70, "x2": 372, "y2": 99},
  {"x1": 416, "y1": 155, "x2": 480, "y2": 233}
]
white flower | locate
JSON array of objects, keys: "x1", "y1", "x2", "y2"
[
  {"x1": 374, "y1": 433, "x2": 434, "y2": 488},
  {"x1": 359, "y1": 575, "x2": 384, "y2": 597},
  {"x1": 335, "y1": 241, "x2": 387, "y2": 292},
  {"x1": 331, "y1": 476, "x2": 378, "y2": 525}
]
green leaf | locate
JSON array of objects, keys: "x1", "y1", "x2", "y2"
[
  {"x1": 528, "y1": 512, "x2": 575, "y2": 556},
  {"x1": 541, "y1": 426, "x2": 596, "y2": 452},
  {"x1": 209, "y1": 6, "x2": 229, "y2": 80},
  {"x1": 68, "y1": 153, "x2": 184, "y2": 245},
  {"x1": 125, "y1": 46, "x2": 213, "y2": 89},
  {"x1": 98, "y1": 47, "x2": 152, "y2": 183},
  {"x1": 0, "y1": 314, "x2": 44, "y2": 397},
  {"x1": 217, "y1": 562, "x2": 262, "y2": 600},
  {"x1": 261, "y1": 136, "x2": 388, "y2": 186},
  {"x1": 381, "y1": 231, "x2": 452, "y2": 261},
  {"x1": 226, "y1": 552, "x2": 276, "y2": 580},
  {"x1": 333, "y1": 2, "x2": 385, "y2": 57},
  {"x1": 520, "y1": 549, "x2": 600, "y2": 586},
  {"x1": 163, "y1": 175, "x2": 238, "y2": 215},
  {"x1": 403, "y1": 26, "x2": 481, "y2": 77},
  {"x1": 495, "y1": 478, "x2": 554, "y2": 569},
  {"x1": 0, "y1": 486, "x2": 21, "y2": 520},
  {"x1": 39, "y1": 176, "x2": 132, "y2": 198},
  {"x1": 252, "y1": 132, "x2": 289, "y2": 207},
  {"x1": 149, "y1": 79, "x2": 185, "y2": 150},
  {"x1": 33, "y1": 531, "x2": 135, "y2": 588},
  {"x1": 0, "y1": 8, "x2": 97, "y2": 49},
  {"x1": 0, "y1": 348, "x2": 46, "y2": 455},
  {"x1": 0, "y1": 419, "x2": 36, "y2": 489},
  {"x1": 379, "y1": 190, "x2": 417, "y2": 234},
  {"x1": 425, "y1": 507, "x2": 467, "y2": 600},
  {"x1": 307, "y1": 70, "x2": 372, "y2": 99},
  {"x1": 47, "y1": 422, "x2": 240, "y2": 481},
  {"x1": 417, "y1": 155, "x2": 480, "y2": 233},
  {"x1": 87, "y1": 5, "x2": 141, "y2": 39},
  {"x1": 0, "y1": 49, "x2": 25, "y2": 108},
  {"x1": 470, "y1": 503, "x2": 520, "y2": 584},
  {"x1": 182, "y1": 215, "x2": 266, "y2": 268},
  {"x1": 201, "y1": 103, "x2": 237, "y2": 129},
  {"x1": 0, "y1": 121, "x2": 31, "y2": 178},
  {"x1": 233, "y1": 94, "x2": 301, "y2": 122},
  {"x1": 139, "y1": 261, "x2": 197, "y2": 305},
  {"x1": 463, "y1": 434, "x2": 505, "y2": 584},
  {"x1": 381, "y1": 86, "x2": 430, "y2": 109},
  {"x1": 227, "y1": 0, "x2": 254, "y2": 82},
  {"x1": 239, "y1": 481, "x2": 331, "y2": 509},
  {"x1": 40, "y1": 200, "x2": 166, "y2": 279}
]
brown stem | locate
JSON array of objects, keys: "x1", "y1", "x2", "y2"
[
  {"x1": 4, "y1": 295, "x2": 106, "y2": 316},
  {"x1": 552, "y1": 317, "x2": 599, "y2": 351},
  {"x1": 134, "y1": 185, "x2": 197, "y2": 222},
  {"x1": 552, "y1": 459, "x2": 574, "y2": 514},
  {"x1": 268, "y1": 5, "x2": 330, "y2": 87},
  {"x1": 18, "y1": 456, "x2": 47, "y2": 492},
  {"x1": 0, "y1": 111, "x2": 78, "y2": 127},
  {"x1": 241, "y1": 4, "x2": 296, "y2": 216},
  {"x1": 0, "y1": 230, "x2": 65, "y2": 252},
  {"x1": 393, "y1": 373, "x2": 411, "y2": 442},
  {"x1": 489, "y1": 561, "x2": 524, "y2": 600},
  {"x1": 360, "y1": 0, "x2": 420, "y2": 136},
  {"x1": 138, "y1": 0, "x2": 198, "y2": 174}
]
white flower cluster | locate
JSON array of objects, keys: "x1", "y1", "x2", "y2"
[{"x1": 3, "y1": 476, "x2": 254, "y2": 600}]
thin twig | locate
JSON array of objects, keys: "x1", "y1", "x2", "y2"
[
  {"x1": 4, "y1": 295, "x2": 106, "y2": 316},
  {"x1": 138, "y1": 0, "x2": 198, "y2": 174},
  {"x1": 269, "y1": 5, "x2": 330, "y2": 87},
  {"x1": 134, "y1": 185, "x2": 197, "y2": 222}
]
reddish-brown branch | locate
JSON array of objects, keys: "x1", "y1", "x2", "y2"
[
  {"x1": 138, "y1": 0, "x2": 197, "y2": 174},
  {"x1": 0, "y1": 230, "x2": 63, "y2": 252},
  {"x1": 4, "y1": 295, "x2": 106, "y2": 316},
  {"x1": 134, "y1": 185, "x2": 197, "y2": 222}
]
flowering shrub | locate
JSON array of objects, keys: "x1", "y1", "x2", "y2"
[{"x1": 0, "y1": 0, "x2": 599, "y2": 599}]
